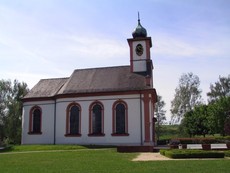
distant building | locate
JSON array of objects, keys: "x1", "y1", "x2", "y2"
[{"x1": 22, "y1": 17, "x2": 157, "y2": 146}]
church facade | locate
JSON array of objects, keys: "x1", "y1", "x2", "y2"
[{"x1": 21, "y1": 18, "x2": 157, "y2": 146}]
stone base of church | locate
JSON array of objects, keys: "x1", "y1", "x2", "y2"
[
  {"x1": 117, "y1": 145, "x2": 153, "y2": 152},
  {"x1": 143, "y1": 141, "x2": 154, "y2": 146}
]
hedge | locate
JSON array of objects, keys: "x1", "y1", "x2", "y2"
[
  {"x1": 170, "y1": 136, "x2": 230, "y2": 145},
  {"x1": 160, "y1": 149, "x2": 225, "y2": 159},
  {"x1": 160, "y1": 149, "x2": 167, "y2": 156}
]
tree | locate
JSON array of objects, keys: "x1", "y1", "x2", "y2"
[
  {"x1": 180, "y1": 105, "x2": 209, "y2": 137},
  {"x1": 207, "y1": 96, "x2": 230, "y2": 136},
  {"x1": 207, "y1": 75, "x2": 230, "y2": 103},
  {"x1": 192, "y1": 105, "x2": 209, "y2": 137},
  {"x1": 224, "y1": 111, "x2": 230, "y2": 136},
  {"x1": 179, "y1": 111, "x2": 196, "y2": 137},
  {"x1": 0, "y1": 80, "x2": 11, "y2": 142},
  {"x1": 154, "y1": 95, "x2": 166, "y2": 141},
  {"x1": 170, "y1": 72, "x2": 203, "y2": 124},
  {"x1": 0, "y1": 79, "x2": 29, "y2": 144}
]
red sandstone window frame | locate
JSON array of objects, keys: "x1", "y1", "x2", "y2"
[
  {"x1": 111, "y1": 100, "x2": 129, "y2": 136},
  {"x1": 65, "y1": 102, "x2": 82, "y2": 137},
  {"x1": 28, "y1": 106, "x2": 42, "y2": 135},
  {"x1": 88, "y1": 101, "x2": 105, "y2": 137}
]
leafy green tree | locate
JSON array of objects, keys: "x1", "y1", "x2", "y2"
[
  {"x1": 154, "y1": 95, "x2": 166, "y2": 141},
  {"x1": 224, "y1": 112, "x2": 230, "y2": 136},
  {"x1": 207, "y1": 75, "x2": 230, "y2": 102},
  {"x1": 180, "y1": 105, "x2": 209, "y2": 137},
  {"x1": 206, "y1": 102, "x2": 221, "y2": 135},
  {"x1": 192, "y1": 105, "x2": 209, "y2": 137},
  {"x1": 0, "y1": 79, "x2": 29, "y2": 144},
  {"x1": 179, "y1": 111, "x2": 196, "y2": 137},
  {"x1": 171, "y1": 72, "x2": 203, "y2": 124},
  {"x1": 0, "y1": 80, "x2": 12, "y2": 142},
  {"x1": 207, "y1": 97, "x2": 230, "y2": 136}
]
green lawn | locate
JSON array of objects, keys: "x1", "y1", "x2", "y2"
[
  {"x1": 1, "y1": 145, "x2": 87, "y2": 152},
  {"x1": 0, "y1": 146, "x2": 230, "y2": 173}
]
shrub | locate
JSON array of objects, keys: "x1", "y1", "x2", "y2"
[
  {"x1": 162, "y1": 149, "x2": 225, "y2": 159},
  {"x1": 215, "y1": 136, "x2": 230, "y2": 143},
  {"x1": 160, "y1": 149, "x2": 167, "y2": 156}
]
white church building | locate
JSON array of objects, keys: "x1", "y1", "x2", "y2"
[{"x1": 21, "y1": 18, "x2": 158, "y2": 146}]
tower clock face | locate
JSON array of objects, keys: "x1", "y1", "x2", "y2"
[{"x1": 135, "y1": 44, "x2": 144, "y2": 56}]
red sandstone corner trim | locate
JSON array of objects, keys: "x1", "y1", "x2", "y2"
[{"x1": 142, "y1": 92, "x2": 151, "y2": 143}]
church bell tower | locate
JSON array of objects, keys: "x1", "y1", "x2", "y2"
[{"x1": 127, "y1": 13, "x2": 153, "y2": 79}]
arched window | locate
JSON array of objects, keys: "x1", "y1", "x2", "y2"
[
  {"x1": 112, "y1": 101, "x2": 129, "y2": 136},
  {"x1": 89, "y1": 101, "x2": 104, "y2": 136},
  {"x1": 29, "y1": 106, "x2": 42, "y2": 134},
  {"x1": 65, "y1": 103, "x2": 81, "y2": 137}
]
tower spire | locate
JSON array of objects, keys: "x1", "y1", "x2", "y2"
[
  {"x1": 138, "y1": 12, "x2": 141, "y2": 25},
  {"x1": 132, "y1": 12, "x2": 147, "y2": 38}
]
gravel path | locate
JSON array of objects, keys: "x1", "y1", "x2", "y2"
[
  {"x1": 132, "y1": 152, "x2": 171, "y2": 161},
  {"x1": 132, "y1": 152, "x2": 230, "y2": 161}
]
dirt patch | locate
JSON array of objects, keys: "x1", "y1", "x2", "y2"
[
  {"x1": 132, "y1": 152, "x2": 230, "y2": 161},
  {"x1": 132, "y1": 152, "x2": 171, "y2": 161}
]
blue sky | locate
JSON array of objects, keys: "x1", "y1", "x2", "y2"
[{"x1": 1, "y1": 0, "x2": 230, "y2": 122}]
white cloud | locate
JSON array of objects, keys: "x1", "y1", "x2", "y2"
[
  {"x1": 153, "y1": 32, "x2": 222, "y2": 58},
  {"x1": 65, "y1": 35, "x2": 128, "y2": 60}
]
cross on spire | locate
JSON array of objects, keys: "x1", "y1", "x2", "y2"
[{"x1": 138, "y1": 12, "x2": 140, "y2": 24}]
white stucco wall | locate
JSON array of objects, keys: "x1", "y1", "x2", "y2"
[
  {"x1": 55, "y1": 94, "x2": 143, "y2": 145},
  {"x1": 22, "y1": 94, "x2": 154, "y2": 145},
  {"x1": 22, "y1": 100, "x2": 55, "y2": 144}
]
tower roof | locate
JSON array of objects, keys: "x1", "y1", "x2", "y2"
[{"x1": 132, "y1": 13, "x2": 147, "y2": 38}]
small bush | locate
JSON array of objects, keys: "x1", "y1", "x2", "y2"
[
  {"x1": 162, "y1": 149, "x2": 225, "y2": 159},
  {"x1": 160, "y1": 149, "x2": 167, "y2": 156}
]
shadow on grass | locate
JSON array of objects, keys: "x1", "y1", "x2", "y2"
[
  {"x1": 82, "y1": 145, "x2": 116, "y2": 149},
  {"x1": 0, "y1": 145, "x2": 13, "y2": 153},
  {"x1": 0, "y1": 144, "x2": 116, "y2": 153}
]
